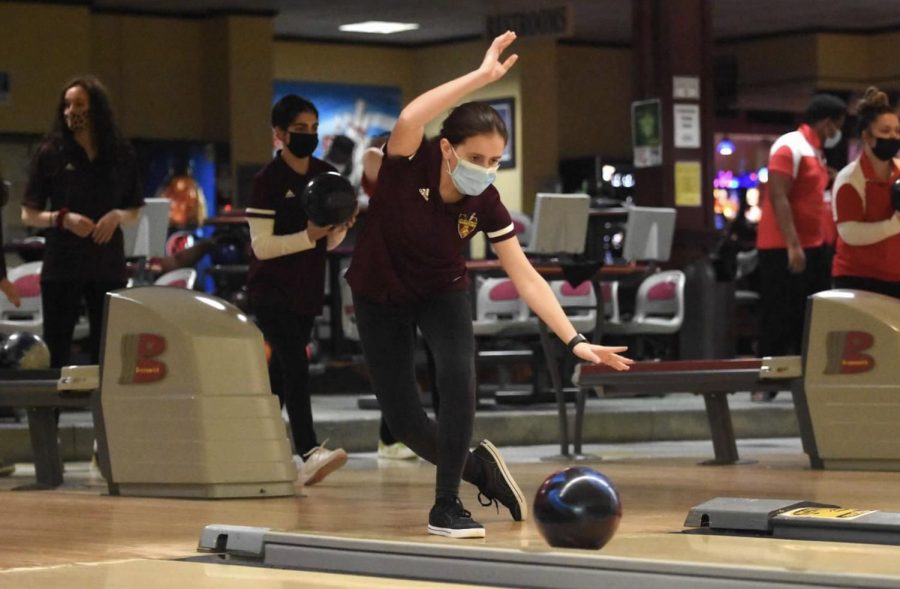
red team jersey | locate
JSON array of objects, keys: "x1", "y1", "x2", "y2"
[
  {"x1": 757, "y1": 124, "x2": 829, "y2": 250},
  {"x1": 347, "y1": 138, "x2": 515, "y2": 304},
  {"x1": 831, "y1": 153, "x2": 900, "y2": 282}
]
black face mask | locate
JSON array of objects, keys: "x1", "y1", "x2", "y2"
[
  {"x1": 871, "y1": 137, "x2": 900, "y2": 162},
  {"x1": 287, "y1": 132, "x2": 318, "y2": 159}
]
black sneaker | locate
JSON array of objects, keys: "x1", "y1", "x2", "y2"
[
  {"x1": 472, "y1": 440, "x2": 527, "y2": 521},
  {"x1": 427, "y1": 497, "x2": 485, "y2": 539}
]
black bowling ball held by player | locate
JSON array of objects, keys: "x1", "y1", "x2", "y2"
[
  {"x1": 302, "y1": 172, "x2": 357, "y2": 228},
  {"x1": 533, "y1": 466, "x2": 623, "y2": 550}
]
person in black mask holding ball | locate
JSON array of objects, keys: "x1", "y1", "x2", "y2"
[
  {"x1": 831, "y1": 86, "x2": 900, "y2": 298},
  {"x1": 246, "y1": 94, "x2": 358, "y2": 486}
]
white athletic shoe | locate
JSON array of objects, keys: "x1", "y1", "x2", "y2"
[
  {"x1": 377, "y1": 440, "x2": 418, "y2": 460},
  {"x1": 299, "y1": 440, "x2": 348, "y2": 486}
]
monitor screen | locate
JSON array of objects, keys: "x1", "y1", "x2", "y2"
[
  {"x1": 122, "y1": 198, "x2": 171, "y2": 258},
  {"x1": 621, "y1": 206, "x2": 677, "y2": 262},
  {"x1": 527, "y1": 193, "x2": 590, "y2": 255}
]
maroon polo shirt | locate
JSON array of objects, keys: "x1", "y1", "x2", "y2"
[
  {"x1": 346, "y1": 137, "x2": 515, "y2": 303},
  {"x1": 245, "y1": 153, "x2": 336, "y2": 315},
  {"x1": 24, "y1": 137, "x2": 143, "y2": 282}
]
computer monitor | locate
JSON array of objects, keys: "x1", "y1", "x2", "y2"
[
  {"x1": 122, "y1": 198, "x2": 170, "y2": 258},
  {"x1": 526, "y1": 193, "x2": 590, "y2": 255},
  {"x1": 621, "y1": 206, "x2": 677, "y2": 262}
]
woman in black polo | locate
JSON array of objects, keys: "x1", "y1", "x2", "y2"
[
  {"x1": 346, "y1": 32, "x2": 631, "y2": 539},
  {"x1": 23, "y1": 75, "x2": 143, "y2": 367}
]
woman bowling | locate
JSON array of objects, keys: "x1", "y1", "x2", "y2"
[{"x1": 345, "y1": 31, "x2": 632, "y2": 539}]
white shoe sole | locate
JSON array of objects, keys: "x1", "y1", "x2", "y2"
[
  {"x1": 427, "y1": 524, "x2": 485, "y2": 539},
  {"x1": 480, "y1": 440, "x2": 528, "y2": 521},
  {"x1": 303, "y1": 451, "x2": 348, "y2": 486}
]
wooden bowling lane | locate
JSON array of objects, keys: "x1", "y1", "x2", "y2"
[
  {"x1": 4, "y1": 442, "x2": 900, "y2": 582},
  {"x1": 0, "y1": 559, "x2": 500, "y2": 589}
]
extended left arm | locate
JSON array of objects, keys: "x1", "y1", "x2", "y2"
[{"x1": 494, "y1": 237, "x2": 631, "y2": 370}]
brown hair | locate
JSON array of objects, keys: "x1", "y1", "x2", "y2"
[
  {"x1": 51, "y1": 75, "x2": 126, "y2": 166},
  {"x1": 856, "y1": 86, "x2": 896, "y2": 135},
  {"x1": 440, "y1": 101, "x2": 508, "y2": 146}
]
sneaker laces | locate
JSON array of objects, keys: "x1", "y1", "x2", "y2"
[
  {"x1": 477, "y1": 492, "x2": 500, "y2": 514},
  {"x1": 302, "y1": 438, "x2": 331, "y2": 460},
  {"x1": 449, "y1": 498, "x2": 473, "y2": 519}
]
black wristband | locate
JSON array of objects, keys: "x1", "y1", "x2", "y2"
[{"x1": 566, "y1": 333, "x2": 588, "y2": 354}]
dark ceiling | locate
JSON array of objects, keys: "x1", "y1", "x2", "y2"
[{"x1": 92, "y1": 0, "x2": 900, "y2": 46}]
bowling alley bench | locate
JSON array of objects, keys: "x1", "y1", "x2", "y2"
[
  {"x1": 0, "y1": 365, "x2": 99, "y2": 490},
  {"x1": 574, "y1": 290, "x2": 900, "y2": 470},
  {"x1": 574, "y1": 356, "x2": 803, "y2": 465}
]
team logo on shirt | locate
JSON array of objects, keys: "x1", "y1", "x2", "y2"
[
  {"x1": 419, "y1": 188, "x2": 430, "y2": 201},
  {"x1": 65, "y1": 163, "x2": 76, "y2": 171},
  {"x1": 285, "y1": 189, "x2": 296, "y2": 199},
  {"x1": 458, "y1": 213, "x2": 478, "y2": 238}
]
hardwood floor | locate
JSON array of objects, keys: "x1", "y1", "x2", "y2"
[{"x1": 3, "y1": 442, "x2": 900, "y2": 583}]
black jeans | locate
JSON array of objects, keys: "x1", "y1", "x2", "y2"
[
  {"x1": 354, "y1": 289, "x2": 484, "y2": 499},
  {"x1": 380, "y1": 338, "x2": 440, "y2": 445},
  {"x1": 833, "y1": 275, "x2": 900, "y2": 299},
  {"x1": 254, "y1": 306, "x2": 318, "y2": 456},
  {"x1": 757, "y1": 246, "x2": 831, "y2": 356},
  {"x1": 41, "y1": 279, "x2": 125, "y2": 367}
]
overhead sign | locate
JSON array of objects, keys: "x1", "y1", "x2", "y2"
[{"x1": 486, "y1": 4, "x2": 572, "y2": 38}]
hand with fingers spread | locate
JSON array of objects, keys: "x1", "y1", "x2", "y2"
[
  {"x1": 479, "y1": 31, "x2": 519, "y2": 82},
  {"x1": 573, "y1": 344, "x2": 633, "y2": 371}
]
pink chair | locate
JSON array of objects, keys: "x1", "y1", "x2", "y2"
[
  {"x1": 472, "y1": 278, "x2": 534, "y2": 337},
  {"x1": 605, "y1": 270, "x2": 686, "y2": 336},
  {"x1": 0, "y1": 262, "x2": 44, "y2": 336},
  {"x1": 547, "y1": 280, "x2": 597, "y2": 335}
]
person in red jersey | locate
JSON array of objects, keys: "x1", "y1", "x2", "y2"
[
  {"x1": 830, "y1": 87, "x2": 900, "y2": 299},
  {"x1": 754, "y1": 93, "x2": 846, "y2": 401},
  {"x1": 246, "y1": 95, "x2": 356, "y2": 486},
  {"x1": 346, "y1": 32, "x2": 632, "y2": 539}
]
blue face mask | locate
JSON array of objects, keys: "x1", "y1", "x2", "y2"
[{"x1": 448, "y1": 146, "x2": 499, "y2": 195}]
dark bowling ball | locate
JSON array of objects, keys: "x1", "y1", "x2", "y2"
[
  {"x1": 303, "y1": 171, "x2": 357, "y2": 227},
  {"x1": 0, "y1": 332, "x2": 51, "y2": 370},
  {"x1": 211, "y1": 241, "x2": 243, "y2": 265},
  {"x1": 533, "y1": 466, "x2": 622, "y2": 550},
  {"x1": 229, "y1": 287, "x2": 250, "y2": 312}
]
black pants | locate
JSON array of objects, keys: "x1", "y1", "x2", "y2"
[
  {"x1": 757, "y1": 247, "x2": 831, "y2": 357},
  {"x1": 255, "y1": 306, "x2": 318, "y2": 457},
  {"x1": 380, "y1": 339, "x2": 440, "y2": 445},
  {"x1": 41, "y1": 279, "x2": 125, "y2": 368},
  {"x1": 354, "y1": 289, "x2": 484, "y2": 499},
  {"x1": 833, "y1": 275, "x2": 900, "y2": 299}
]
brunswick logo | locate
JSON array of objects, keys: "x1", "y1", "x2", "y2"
[
  {"x1": 458, "y1": 213, "x2": 478, "y2": 238},
  {"x1": 119, "y1": 333, "x2": 168, "y2": 384},
  {"x1": 824, "y1": 331, "x2": 875, "y2": 375}
]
